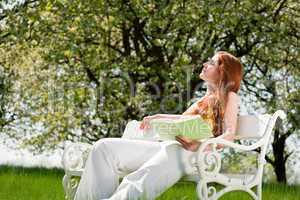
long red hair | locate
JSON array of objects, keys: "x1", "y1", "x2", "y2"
[{"x1": 197, "y1": 51, "x2": 243, "y2": 137}]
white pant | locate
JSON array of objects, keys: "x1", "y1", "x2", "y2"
[{"x1": 74, "y1": 124, "x2": 198, "y2": 200}]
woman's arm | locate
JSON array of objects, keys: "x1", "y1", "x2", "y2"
[
  {"x1": 142, "y1": 114, "x2": 182, "y2": 122},
  {"x1": 140, "y1": 114, "x2": 182, "y2": 129},
  {"x1": 212, "y1": 91, "x2": 240, "y2": 149},
  {"x1": 153, "y1": 114, "x2": 182, "y2": 119}
]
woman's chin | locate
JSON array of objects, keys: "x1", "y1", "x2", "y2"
[{"x1": 199, "y1": 73, "x2": 205, "y2": 80}]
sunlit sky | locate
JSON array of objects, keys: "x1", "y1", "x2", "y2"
[{"x1": 0, "y1": 142, "x2": 63, "y2": 168}]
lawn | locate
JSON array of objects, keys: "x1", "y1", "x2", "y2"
[{"x1": 0, "y1": 165, "x2": 299, "y2": 200}]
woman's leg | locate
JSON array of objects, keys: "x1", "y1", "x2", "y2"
[
  {"x1": 74, "y1": 138, "x2": 162, "y2": 200},
  {"x1": 106, "y1": 142, "x2": 197, "y2": 200}
]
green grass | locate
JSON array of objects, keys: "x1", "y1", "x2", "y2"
[
  {"x1": 0, "y1": 165, "x2": 64, "y2": 200},
  {"x1": 157, "y1": 181, "x2": 300, "y2": 200},
  {"x1": 0, "y1": 165, "x2": 299, "y2": 200}
]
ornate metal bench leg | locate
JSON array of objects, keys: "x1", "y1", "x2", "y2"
[
  {"x1": 197, "y1": 180, "x2": 209, "y2": 200},
  {"x1": 62, "y1": 174, "x2": 80, "y2": 200},
  {"x1": 257, "y1": 182, "x2": 262, "y2": 200},
  {"x1": 62, "y1": 174, "x2": 72, "y2": 200}
]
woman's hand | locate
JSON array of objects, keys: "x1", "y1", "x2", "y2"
[
  {"x1": 175, "y1": 135, "x2": 201, "y2": 152},
  {"x1": 139, "y1": 115, "x2": 156, "y2": 130}
]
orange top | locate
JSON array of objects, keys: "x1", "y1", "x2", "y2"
[
  {"x1": 183, "y1": 92, "x2": 240, "y2": 136},
  {"x1": 182, "y1": 95, "x2": 214, "y2": 129},
  {"x1": 201, "y1": 103, "x2": 215, "y2": 130}
]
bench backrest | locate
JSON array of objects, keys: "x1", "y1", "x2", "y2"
[{"x1": 235, "y1": 114, "x2": 272, "y2": 139}]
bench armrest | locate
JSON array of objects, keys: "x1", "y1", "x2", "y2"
[
  {"x1": 198, "y1": 137, "x2": 266, "y2": 153},
  {"x1": 194, "y1": 137, "x2": 268, "y2": 176},
  {"x1": 62, "y1": 142, "x2": 92, "y2": 172}
]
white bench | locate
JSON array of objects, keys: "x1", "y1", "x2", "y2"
[{"x1": 61, "y1": 110, "x2": 286, "y2": 200}]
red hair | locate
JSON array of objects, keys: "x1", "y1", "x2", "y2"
[{"x1": 197, "y1": 51, "x2": 243, "y2": 137}]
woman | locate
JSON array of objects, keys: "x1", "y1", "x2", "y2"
[{"x1": 74, "y1": 51, "x2": 243, "y2": 200}]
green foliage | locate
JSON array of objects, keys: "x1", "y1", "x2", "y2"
[{"x1": 0, "y1": 0, "x2": 299, "y2": 161}]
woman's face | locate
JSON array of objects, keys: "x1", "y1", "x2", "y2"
[{"x1": 199, "y1": 54, "x2": 220, "y2": 84}]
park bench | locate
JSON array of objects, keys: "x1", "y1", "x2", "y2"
[{"x1": 62, "y1": 109, "x2": 286, "y2": 200}]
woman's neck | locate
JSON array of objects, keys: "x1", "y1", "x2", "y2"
[{"x1": 206, "y1": 82, "x2": 217, "y2": 95}]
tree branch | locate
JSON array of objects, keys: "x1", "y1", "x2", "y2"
[
  {"x1": 253, "y1": 148, "x2": 275, "y2": 166},
  {"x1": 272, "y1": 0, "x2": 288, "y2": 23},
  {"x1": 284, "y1": 150, "x2": 294, "y2": 163}
]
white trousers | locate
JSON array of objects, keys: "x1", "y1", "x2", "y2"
[{"x1": 74, "y1": 123, "x2": 198, "y2": 200}]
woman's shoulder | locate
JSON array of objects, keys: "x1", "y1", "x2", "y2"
[
  {"x1": 228, "y1": 91, "x2": 240, "y2": 102},
  {"x1": 227, "y1": 91, "x2": 241, "y2": 113}
]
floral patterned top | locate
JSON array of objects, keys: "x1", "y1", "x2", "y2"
[
  {"x1": 183, "y1": 95, "x2": 215, "y2": 130},
  {"x1": 183, "y1": 93, "x2": 240, "y2": 136},
  {"x1": 200, "y1": 102, "x2": 215, "y2": 131}
]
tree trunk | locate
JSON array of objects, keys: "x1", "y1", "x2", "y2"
[{"x1": 272, "y1": 120, "x2": 287, "y2": 183}]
